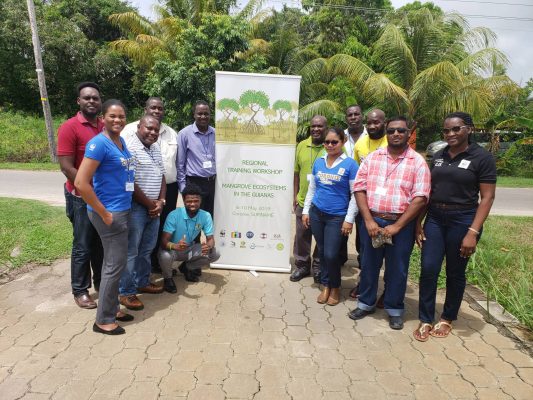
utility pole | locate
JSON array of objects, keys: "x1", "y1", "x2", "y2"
[{"x1": 26, "y1": 0, "x2": 57, "y2": 162}]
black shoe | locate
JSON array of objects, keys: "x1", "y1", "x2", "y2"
[
  {"x1": 116, "y1": 313, "x2": 134, "y2": 322},
  {"x1": 92, "y1": 323, "x2": 125, "y2": 335},
  {"x1": 313, "y1": 273, "x2": 320, "y2": 284},
  {"x1": 191, "y1": 268, "x2": 202, "y2": 277},
  {"x1": 348, "y1": 307, "x2": 375, "y2": 320},
  {"x1": 172, "y1": 269, "x2": 177, "y2": 277},
  {"x1": 178, "y1": 262, "x2": 187, "y2": 275},
  {"x1": 389, "y1": 316, "x2": 404, "y2": 330},
  {"x1": 164, "y1": 278, "x2": 177, "y2": 293},
  {"x1": 290, "y1": 268, "x2": 310, "y2": 282},
  {"x1": 179, "y1": 262, "x2": 198, "y2": 282}
]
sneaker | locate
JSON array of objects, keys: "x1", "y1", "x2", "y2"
[{"x1": 119, "y1": 294, "x2": 144, "y2": 310}]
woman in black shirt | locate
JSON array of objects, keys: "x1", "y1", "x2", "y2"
[{"x1": 414, "y1": 112, "x2": 496, "y2": 341}]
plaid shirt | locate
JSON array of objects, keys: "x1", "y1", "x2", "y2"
[{"x1": 353, "y1": 146, "x2": 430, "y2": 214}]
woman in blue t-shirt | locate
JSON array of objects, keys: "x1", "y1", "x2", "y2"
[
  {"x1": 75, "y1": 99, "x2": 134, "y2": 335},
  {"x1": 302, "y1": 127, "x2": 359, "y2": 306}
]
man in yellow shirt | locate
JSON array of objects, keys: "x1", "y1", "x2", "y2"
[
  {"x1": 353, "y1": 109, "x2": 387, "y2": 164},
  {"x1": 350, "y1": 109, "x2": 388, "y2": 301}
]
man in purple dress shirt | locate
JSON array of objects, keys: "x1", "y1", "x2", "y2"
[{"x1": 177, "y1": 101, "x2": 216, "y2": 281}]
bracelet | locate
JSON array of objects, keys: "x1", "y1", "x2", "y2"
[
  {"x1": 167, "y1": 242, "x2": 173, "y2": 251},
  {"x1": 158, "y1": 199, "x2": 166, "y2": 205},
  {"x1": 468, "y1": 227, "x2": 480, "y2": 235}
]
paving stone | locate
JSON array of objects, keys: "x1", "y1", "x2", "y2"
[
  {"x1": 194, "y1": 362, "x2": 228, "y2": 384},
  {"x1": 481, "y1": 333, "x2": 519, "y2": 349},
  {"x1": 228, "y1": 354, "x2": 260, "y2": 374},
  {"x1": 283, "y1": 313, "x2": 308, "y2": 326},
  {"x1": 287, "y1": 357, "x2": 318, "y2": 378},
  {"x1": 187, "y1": 384, "x2": 226, "y2": 400},
  {"x1": 343, "y1": 359, "x2": 376, "y2": 381},
  {"x1": 252, "y1": 386, "x2": 291, "y2": 400},
  {"x1": 316, "y1": 368, "x2": 351, "y2": 391},
  {"x1": 202, "y1": 343, "x2": 233, "y2": 363},
  {"x1": 498, "y1": 376, "x2": 533, "y2": 400},
  {"x1": 413, "y1": 384, "x2": 451, "y2": 400},
  {"x1": 312, "y1": 348, "x2": 345, "y2": 369},
  {"x1": 92, "y1": 368, "x2": 133, "y2": 396},
  {"x1": 30, "y1": 367, "x2": 72, "y2": 394},
  {"x1": 284, "y1": 326, "x2": 311, "y2": 340},
  {"x1": 256, "y1": 364, "x2": 290, "y2": 387},
  {"x1": 223, "y1": 373, "x2": 259, "y2": 398},
  {"x1": 0, "y1": 346, "x2": 32, "y2": 367},
  {"x1": 259, "y1": 318, "x2": 285, "y2": 332},
  {"x1": 367, "y1": 352, "x2": 401, "y2": 372},
  {"x1": 287, "y1": 341, "x2": 315, "y2": 358},
  {"x1": 307, "y1": 320, "x2": 334, "y2": 334},
  {"x1": 0, "y1": 366, "x2": 10, "y2": 383},
  {"x1": 51, "y1": 379, "x2": 95, "y2": 400},
  {"x1": 309, "y1": 333, "x2": 339, "y2": 349},
  {"x1": 258, "y1": 331, "x2": 288, "y2": 347},
  {"x1": 0, "y1": 376, "x2": 29, "y2": 400},
  {"x1": 286, "y1": 377, "x2": 323, "y2": 400},
  {"x1": 460, "y1": 365, "x2": 499, "y2": 388},
  {"x1": 348, "y1": 381, "x2": 387, "y2": 399},
  {"x1": 376, "y1": 371, "x2": 413, "y2": 395},
  {"x1": 517, "y1": 367, "x2": 533, "y2": 385},
  {"x1": 422, "y1": 354, "x2": 458, "y2": 374},
  {"x1": 19, "y1": 393, "x2": 51, "y2": 400},
  {"x1": 32, "y1": 338, "x2": 70, "y2": 357},
  {"x1": 134, "y1": 359, "x2": 171, "y2": 382},
  {"x1": 499, "y1": 349, "x2": 533, "y2": 368},
  {"x1": 437, "y1": 374, "x2": 477, "y2": 398},
  {"x1": 10, "y1": 355, "x2": 51, "y2": 380},
  {"x1": 118, "y1": 381, "x2": 160, "y2": 400},
  {"x1": 124, "y1": 332, "x2": 157, "y2": 349},
  {"x1": 159, "y1": 370, "x2": 196, "y2": 396},
  {"x1": 463, "y1": 339, "x2": 499, "y2": 358},
  {"x1": 479, "y1": 356, "x2": 517, "y2": 378},
  {"x1": 231, "y1": 337, "x2": 261, "y2": 355},
  {"x1": 110, "y1": 348, "x2": 146, "y2": 369},
  {"x1": 475, "y1": 387, "x2": 514, "y2": 399}
]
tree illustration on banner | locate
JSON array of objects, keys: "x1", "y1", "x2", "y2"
[
  {"x1": 218, "y1": 98, "x2": 240, "y2": 121},
  {"x1": 272, "y1": 100, "x2": 292, "y2": 121},
  {"x1": 239, "y1": 90, "x2": 270, "y2": 133}
]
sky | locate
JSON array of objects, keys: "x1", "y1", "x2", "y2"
[{"x1": 130, "y1": 0, "x2": 532, "y2": 86}]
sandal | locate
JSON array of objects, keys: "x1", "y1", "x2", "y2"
[
  {"x1": 413, "y1": 322, "x2": 432, "y2": 342},
  {"x1": 430, "y1": 321, "x2": 452, "y2": 338}
]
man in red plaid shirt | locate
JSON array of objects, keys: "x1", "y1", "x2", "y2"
[{"x1": 348, "y1": 116, "x2": 430, "y2": 330}]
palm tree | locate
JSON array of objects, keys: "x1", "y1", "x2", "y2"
[{"x1": 297, "y1": 8, "x2": 518, "y2": 132}]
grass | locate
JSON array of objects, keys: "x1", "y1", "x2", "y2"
[
  {"x1": 0, "y1": 111, "x2": 63, "y2": 163},
  {"x1": 0, "y1": 198, "x2": 71, "y2": 269},
  {"x1": 0, "y1": 162, "x2": 60, "y2": 171},
  {"x1": 409, "y1": 216, "x2": 533, "y2": 330},
  {"x1": 497, "y1": 176, "x2": 533, "y2": 188}
]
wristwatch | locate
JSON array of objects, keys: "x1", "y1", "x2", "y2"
[{"x1": 158, "y1": 199, "x2": 166, "y2": 205}]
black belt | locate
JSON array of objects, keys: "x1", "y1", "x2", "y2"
[
  {"x1": 431, "y1": 202, "x2": 477, "y2": 210},
  {"x1": 371, "y1": 211, "x2": 401, "y2": 221},
  {"x1": 187, "y1": 175, "x2": 216, "y2": 182}
]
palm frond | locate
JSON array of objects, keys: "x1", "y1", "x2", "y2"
[
  {"x1": 108, "y1": 40, "x2": 155, "y2": 67},
  {"x1": 108, "y1": 12, "x2": 155, "y2": 37},
  {"x1": 362, "y1": 73, "x2": 410, "y2": 115},
  {"x1": 328, "y1": 54, "x2": 375, "y2": 87},
  {"x1": 298, "y1": 100, "x2": 341, "y2": 125},
  {"x1": 299, "y1": 58, "x2": 329, "y2": 86},
  {"x1": 456, "y1": 48, "x2": 508, "y2": 76}
]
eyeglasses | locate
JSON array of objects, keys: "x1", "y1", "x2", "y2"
[
  {"x1": 386, "y1": 128, "x2": 408, "y2": 134},
  {"x1": 324, "y1": 140, "x2": 340, "y2": 145},
  {"x1": 443, "y1": 126, "x2": 468, "y2": 135}
]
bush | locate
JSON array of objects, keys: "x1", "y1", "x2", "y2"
[
  {"x1": 496, "y1": 136, "x2": 533, "y2": 177},
  {"x1": 0, "y1": 111, "x2": 62, "y2": 163}
]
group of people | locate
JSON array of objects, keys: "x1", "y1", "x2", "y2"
[
  {"x1": 57, "y1": 82, "x2": 219, "y2": 335},
  {"x1": 292, "y1": 105, "x2": 496, "y2": 339},
  {"x1": 57, "y1": 81, "x2": 496, "y2": 339}
]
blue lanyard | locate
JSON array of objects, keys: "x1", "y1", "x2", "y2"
[
  {"x1": 199, "y1": 132, "x2": 212, "y2": 160},
  {"x1": 185, "y1": 216, "x2": 199, "y2": 244}
]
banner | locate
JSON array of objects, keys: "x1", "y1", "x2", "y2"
[{"x1": 212, "y1": 71, "x2": 301, "y2": 272}]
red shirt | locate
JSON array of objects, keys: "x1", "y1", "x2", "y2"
[
  {"x1": 57, "y1": 112, "x2": 104, "y2": 194},
  {"x1": 353, "y1": 146, "x2": 431, "y2": 214}
]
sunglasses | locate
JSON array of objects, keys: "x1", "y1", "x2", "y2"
[
  {"x1": 324, "y1": 140, "x2": 340, "y2": 145},
  {"x1": 443, "y1": 125, "x2": 468, "y2": 135},
  {"x1": 386, "y1": 128, "x2": 408, "y2": 134}
]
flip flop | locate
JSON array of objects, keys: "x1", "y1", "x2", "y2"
[
  {"x1": 430, "y1": 321, "x2": 452, "y2": 338},
  {"x1": 413, "y1": 323, "x2": 433, "y2": 342}
]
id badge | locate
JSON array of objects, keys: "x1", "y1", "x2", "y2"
[
  {"x1": 375, "y1": 186, "x2": 387, "y2": 196},
  {"x1": 458, "y1": 159, "x2": 471, "y2": 169},
  {"x1": 187, "y1": 250, "x2": 193, "y2": 260},
  {"x1": 125, "y1": 182, "x2": 134, "y2": 191},
  {"x1": 203, "y1": 160, "x2": 213, "y2": 169},
  {"x1": 307, "y1": 174, "x2": 313, "y2": 182}
]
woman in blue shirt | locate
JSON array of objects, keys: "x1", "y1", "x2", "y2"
[
  {"x1": 75, "y1": 99, "x2": 134, "y2": 335},
  {"x1": 302, "y1": 127, "x2": 359, "y2": 306}
]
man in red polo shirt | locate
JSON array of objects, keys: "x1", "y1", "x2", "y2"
[{"x1": 57, "y1": 82, "x2": 104, "y2": 309}]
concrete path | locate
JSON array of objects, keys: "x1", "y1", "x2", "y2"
[{"x1": 0, "y1": 260, "x2": 532, "y2": 399}]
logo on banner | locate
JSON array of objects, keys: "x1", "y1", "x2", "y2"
[
  {"x1": 260, "y1": 233, "x2": 267, "y2": 239},
  {"x1": 219, "y1": 229, "x2": 226, "y2": 237},
  {"x1": 231, "y1": 231, "x2": 241, "y2": 238},
  {"x1": 220, "y1": 241, "x2": 225, "y2": 247},
  {"x1": 246, "y1": 231, "x2": 254, "y2": 238},
  {"x1": 240, "y1": 241, "x2": 246, "y2": 248},
  {"x1": 272, "y1": 233, "x2": 282, "y2": 239},
  {"x1": 276, "y1": 243, "x2": 284, "y2": 251},
  {"x1": 250, "y1": 243, "x2": 256, "y2": 249},
  {"x1": 230, "y1": 241, "x2": 236, "y2": 248}
]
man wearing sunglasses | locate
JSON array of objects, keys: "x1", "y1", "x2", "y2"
[{"x1": 349, "y1": 116, "x2": 430, "y2": 330}]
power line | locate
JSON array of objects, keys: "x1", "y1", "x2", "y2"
[
  {"x1": 267, "y1": 1, "x2": 533, "y2": 22},
  {"x1": 438, "y1": 0, "x2": 533, "y2": 7}
]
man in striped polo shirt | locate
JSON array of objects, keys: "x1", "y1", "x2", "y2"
[{"x1": 119, "y1": 115, "x2": 166, "y2": 311}]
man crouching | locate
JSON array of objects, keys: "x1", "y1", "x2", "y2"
[{"x1": 158, "y1": 184, "x2": 220, "y2": 293}]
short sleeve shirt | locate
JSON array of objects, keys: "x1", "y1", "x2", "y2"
[
  {"x1": 163, "y1": 208, "x2": 214, "y2": 245},
  {"x1": 353, "y1": 134, "x2": 388, "y2": 164},
  {"x1": 57, "y1": 112, "x2": 104, "y2": 195},
  {"x1": 430, "y1": 143, "x2": 497, "y2": 206},
  {"x1": 84, "y1": 133, "x2": 134, "y2": 212},
  {"x1": 294, "y1": 137, "x2": 324, "y2": 207}
]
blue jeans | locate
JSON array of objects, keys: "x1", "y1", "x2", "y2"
[
  {"x1": 309, "y1": 205, "x2": 345, "y2": 288},
  {"x1": 419, "y1": 206, "x2": 480, "y2": 323},
  {"x1": 358, "y1": 217, "x2": 416, "y2": 317},
  {"x1": 119, "y1": 202, "x2": 159, "y2": 296},
  {"x1": 65, "y1": 186, "x2": 102, "y2": 296}
]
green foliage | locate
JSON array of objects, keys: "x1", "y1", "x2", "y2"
[
  {"x1": 0, "y1": 111, "x2": 62, "y2": 163},
  {"x1": 0, "y1": 198, "x2": 71, "y2": 269},
  {"x1": 272, "y1": 100, "x2": 292, "y2": 121},
  {"x1": 497, "y1": 137, "x2": 533, "y2": 177},
  {"x1": 0, "y1": 0, "x2": 136, "y2": 115},
  {"x1": 218, "y1": 98, "x2": 240, "y2": 120}
]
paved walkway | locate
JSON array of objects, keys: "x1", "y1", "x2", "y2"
[{"x1": 1, "y1": 259, "x2": 532, "y2": 399}]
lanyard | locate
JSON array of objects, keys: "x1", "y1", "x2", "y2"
[
  {"x1": 109, "y1": 133, "x2": 134, "y2": 183},
  {"x1": 185, "y1": 215, "x2": 199, "y2": 244},
  {"x1": 384, "y1": 147, "x2": 408, "y2": 183},
  {"x1": 199, "y1": 132, "x2": 212, "y2": 160}
]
